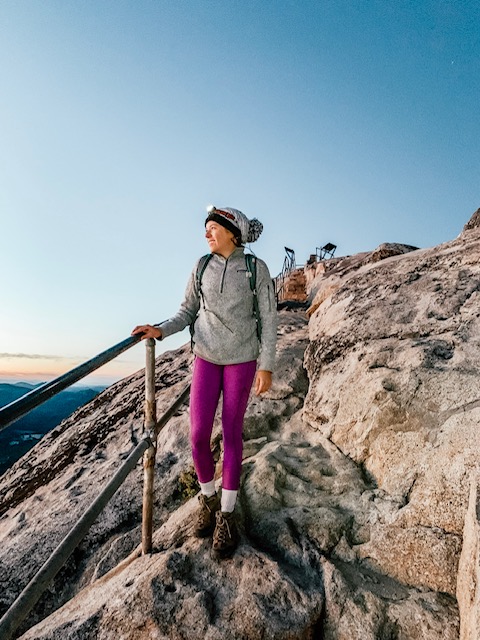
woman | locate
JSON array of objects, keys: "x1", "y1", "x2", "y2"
[{"x1": 132, "y1": 205, "x2": 277, "y2": 558}]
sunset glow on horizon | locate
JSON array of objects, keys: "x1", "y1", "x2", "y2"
[{"x1": 0, "y1": 353, "x2": 145, "y2": 386}]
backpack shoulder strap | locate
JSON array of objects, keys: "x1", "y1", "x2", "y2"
[
  {"x1": 245, "y1": 254, "x2": 262, "y2": 341},
  {"x1": 190, "y1": 254, "x2": 213, "y2": 351},
  {"x1": 196, "y1": 254, "x2": 213, "y2": 295},
  {"x1": 245, "y1": 253, "x2": 256, "y2": 291}
]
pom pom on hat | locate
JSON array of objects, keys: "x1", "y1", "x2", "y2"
[
  {"x1": 205, "y1": 205, "x2": 263, "y2": 244},
  {"x1": 247, "y1": 218, "x2": 263, "y2": 243}
]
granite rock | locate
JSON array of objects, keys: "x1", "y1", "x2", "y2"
[{"x1": 3, "y1": 208, "x2": 480, "y2": 638}]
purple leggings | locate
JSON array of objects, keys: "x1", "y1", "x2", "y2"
[{"x1": 190, "y1": 357, "x2": 257, "y2": 491}]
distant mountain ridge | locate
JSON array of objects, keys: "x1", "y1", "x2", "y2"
[{"x1": 0, "y1": 381, "x2": 106, "y2": 475}]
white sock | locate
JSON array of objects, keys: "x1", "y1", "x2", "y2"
[
  {"x1": 199, "y1": 480, "x2": 216, "y2": 497},
  {"x1": 221, "y1": 489, "x2": 238, "y2": 513}
]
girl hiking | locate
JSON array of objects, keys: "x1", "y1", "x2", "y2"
[{"x1": 132, "y1": 205, "x2": 277, "y2": 558}]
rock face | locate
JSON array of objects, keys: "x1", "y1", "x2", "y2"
[
  {"x1": 304, "y1": 214, "x2": 480, "y2": 627},
  {"x1": 1, "y1": 210, "x2": 480, "y2": 639},
  {"x1": 463, "y1": 207, "x2": 480, "y2": 231}
]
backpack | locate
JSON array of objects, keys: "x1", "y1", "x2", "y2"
[{"x1": 192, "y1": 253, "x2": 262, "y2": 346}]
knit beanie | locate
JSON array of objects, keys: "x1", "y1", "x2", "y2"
[{"x1": 205, "y1": 205, "x2": 263, "y2": 244}]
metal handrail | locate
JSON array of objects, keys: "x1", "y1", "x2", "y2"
[
  {"x1": 0, "y1": 334, "x2": 143, "y2": 432},
  {"x1": 0, "y1": 438, "x2": 150, "y2": 640},
  {"x1": 0, "y1": 334, "x2": 192, "y2": 640},
  {"x1": 0, "y1": 383, "x2": 191, "y2": 640},
  {"x1": 275, "y1": 249, "x2": 305, "y2": 305}
]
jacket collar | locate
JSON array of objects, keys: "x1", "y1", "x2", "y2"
[{"x1": 211, "y1": 246, "x2": 245, "y2": 261}]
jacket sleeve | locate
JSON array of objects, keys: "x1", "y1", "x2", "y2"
[
  {"x1": 156, "y1": 261, "x2": 201, "y2": 339},
  {"x1": 256, "y1": 259, "x2": 278, "y2": 371}
]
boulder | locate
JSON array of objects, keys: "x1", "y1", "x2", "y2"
[
  {"x1": 463, "y1": 207, "x2": 480, "y2": 232},
  {"x1": 366, "y1": 242, "x2": 419, "y2": 263}
]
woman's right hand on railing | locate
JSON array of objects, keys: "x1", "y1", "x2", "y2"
[{"x1": 131, "y1": 325, "x2": 163, "y2": 340}]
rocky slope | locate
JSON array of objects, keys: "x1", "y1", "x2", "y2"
[
  {"x1": 1, "y1": 209, "x2": 479, "y2": 639},
  {"x1": 304, "y1": 212, "x2": 480, "y2": 591}
]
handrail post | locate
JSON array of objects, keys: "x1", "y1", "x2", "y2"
[{"x1": 142, "y1": 338, "x2": 157, "y2": 555}]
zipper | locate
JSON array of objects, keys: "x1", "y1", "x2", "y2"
[{"x1": 220, "y1": 258, "x2": 229, "y2": 293}]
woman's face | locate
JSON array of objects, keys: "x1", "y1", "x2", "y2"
[{"x1": 205, "y1": 221, "x2": 236, "y2": 257}]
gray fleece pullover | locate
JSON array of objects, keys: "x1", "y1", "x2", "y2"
[{"x1": 157, "y1": 248, "x2": 277, "y2": 371}]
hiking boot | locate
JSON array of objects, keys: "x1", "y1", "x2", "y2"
[
  {"x1": 194, "y1": 493, "x2": 220, "y2": 538},
  {"x1": 212, "y1": 510, "x2": 239, "y2": 559}
]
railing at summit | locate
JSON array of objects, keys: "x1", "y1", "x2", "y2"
[
  {"x1": 0, "y1": 334, "x2": 191, "y2": 640},
  {"x1": 274, "y1": 246, "x2": 297, "y2": 303},
  {"x1": 316, "y1": 242, "x2": 337, "y2": 260},
  {"x1": 274, "y1": 243, "x2": 338, "y2": 304}
]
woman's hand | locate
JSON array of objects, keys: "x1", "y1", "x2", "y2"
[
  {"x1": 254, "y1": 370, "x2": 272, "y2": 395},
  {"x1": 131, "y1": 324, "x2": 162, "y2": 340}
]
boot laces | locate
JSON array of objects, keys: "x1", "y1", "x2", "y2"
[
  {"x1": 199, "y1": 494, "x2": 214, "y2": 513},
  {"x1": 197, "y1": 494, "x2": 217, "y2": 527},
  {"x1": 215, "y1": 514, "x2": 232, "y2": 544}
]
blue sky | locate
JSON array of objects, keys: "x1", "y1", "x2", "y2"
[{"x1": 0, "y1": 0, "x2": 479, "y2": 384}]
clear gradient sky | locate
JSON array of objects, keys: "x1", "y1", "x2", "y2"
[{"x1": 1, "y1": 0, "x2": 479, "y2": 384}]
